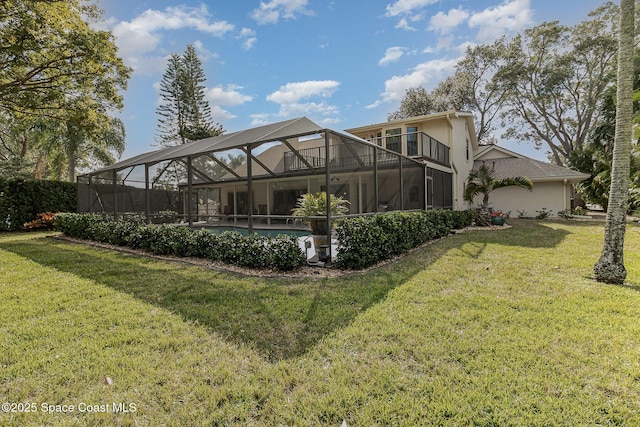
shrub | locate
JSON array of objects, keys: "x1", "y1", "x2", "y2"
[
  {"x1": 268, "y1": 235, "x2": 307, "y2": 271},
  {"x1": 451, "y1": 209, "x2": 477, "y2": 230},
  {"x1": 23, "y1": 212, "x2": 57, "y2": 230},
  {"x1": 54, "y1": 213, "x2": 306, "y2": 271},
  {"x1": 335, "y1": 209, "x2": 463, "y2": 270},
  {"x1": 0, "y1": 179, "x2": 76, "y2": 231}
]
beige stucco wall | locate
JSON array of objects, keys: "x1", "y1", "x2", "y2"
[
  {"x1": 469, "y1": 180, "x2": 572, "y2": 217},
  {"x1": 448, "y1": 119, "x2": 473, "y2": 211}
]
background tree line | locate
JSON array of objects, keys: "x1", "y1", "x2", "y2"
[{"x1": 390, "y1": 1, "x2": 640, "y2": 213}]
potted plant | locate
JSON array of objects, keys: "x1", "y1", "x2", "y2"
[
  {"x1": 490, "y1": 210, "x2": 508, "y2": 226},
  {"x1": 292, "y1": 192, "x2": 349, "y2": 261}
]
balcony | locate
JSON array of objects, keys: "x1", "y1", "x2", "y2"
[
  {"x1": 283, "y1": 145, "x2": 401, "y2": 172},
  {"x1": 367, "y1": 131, "x2": 450, "y2": 165},
  {"x1": 282, "y1": 132, "x2": 450, "y2": 173}
]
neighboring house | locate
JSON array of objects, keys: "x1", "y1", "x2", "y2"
[{"x1": 471, "y1": 145, "x2": 589, "y2": 216}]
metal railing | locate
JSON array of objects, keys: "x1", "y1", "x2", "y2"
[
  {"x1": 368, "y1": 132, "x2": 449, "y2": 165},
  {"x1": 283, "y1": 145, "x2": 401, "y2": 172},
  {"x1": 283, "y1": 132, "x2": 450, "y2": 172}
]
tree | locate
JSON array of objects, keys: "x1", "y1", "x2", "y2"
[
  {"x1": 455, "y1": 38, "x2": 511, "y2": 145},
  {"x1": 498, "y1": 3, "x2": 619, "y2": 165},
  {"x1": 463, "y1": 163, "x2": 533, "y2": 211},
  {"x1": 570, "y1": 57, "x2": 640, "y2": 212},
  {"x1": 388, "y1": 37, "x2": 512, "y2": 145},
  {"x1": 156, "y1": 45, "x2": 224, "y2": 147},
  {"x1": 181, "y1": 45, "x2": 223, "y2": 141},
  {"x1": 0, "y1": 0, "x2": 130, "y2": 119},
  {"x1": 0, "y1": 0, "x2": 131, "y2": 181},
  {"x1": 594, "y1": 0, "x2": 635, "y2": 284},
  {"x1": 156, "y1": 54, "x2": 188, "y2": 146}
]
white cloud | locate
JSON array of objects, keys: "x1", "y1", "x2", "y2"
[
  {"x1": 378, "y1": 47, "x2": 406, "y2": 66},
  {"x1": 429, "y1": 7, "x2": 469, "y2": 35},
  {"x1": 251, "y1": 0, "x2": 314, "y2": 25},
  {"x1": 211, "y1": 105, "x2": 237, "y2": 122},
  {"x1": 238, "y1": 28, "x2": 257, "y2": 50},
  {"x1": 266, "y1": 80, "x2": 340, "y2": 104},
  {"x1": 263, "y1": 80, "x2": 341, "y2": 122},
  {"x1": 366, "y1": 58, "x2": 459, "y2": 108},
  {"x1": 277, "y1": 102, "x2": 339, "y2": 118},
  {"x1": 395, "y1": 17, "x2": 417, "y2": 31},
  {"x1": 250, "y1": 113, "x2": 272, "y2": 126},
  {"x1": 206, "y1": 85, "x2": 253, "y2": 106},
  {"x1": 385, "y1": 0, "x2": 439, "y2": 17},
  {"x1": 110, "y1": 5, "x2": 234, "y2": 70},
  {"x1": 468, "y1": 0, "x2": 533, "y2": 42},
  {"x1": 193, "y1": 40, "x2": 219, "y2": 62}
]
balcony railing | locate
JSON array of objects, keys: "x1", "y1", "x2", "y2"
[
  {"x1": 367, "y1": 132, "x2": 449, "y2": 165},
  {"x1": 283, "y1": 132, "x2": 450, "y2": 173},
  {"x1": 284, "y1": 145, "x2": 402, "y2": 172}
]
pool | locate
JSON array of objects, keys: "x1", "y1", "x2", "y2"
[{"x1": 200, "y1": 225, "x2": 311, "y2": 238}]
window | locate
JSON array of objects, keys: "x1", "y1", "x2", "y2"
[
  {"x1": 385, "y1": 128, "x2": 401, "y2": 153},
  {"x1": 407, "y1": 126, "x2": 418, "y2": 156},
  {"x1": 466, "y1": 139, "x2": 469, "y2": 161}
]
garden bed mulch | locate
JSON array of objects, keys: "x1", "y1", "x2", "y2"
[{"x1": 49, "y1": 223, "x2": 510, "y2": 279}]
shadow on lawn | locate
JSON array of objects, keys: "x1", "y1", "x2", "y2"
[
  {"x1": 0, "y1": 236, "x2": 424, "y2": 362},
  {"x1": 0, "y1": 221, "x2": 570, "y2": 361}
]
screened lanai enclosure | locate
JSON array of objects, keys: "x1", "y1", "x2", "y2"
[{"x1": 78, "y1": 117, "x2": 453, "y2": 256}]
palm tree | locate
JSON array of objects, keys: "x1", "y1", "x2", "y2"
[
  {"x1": 463, "y1": 162, "x2": 533, "y2": 211},
  {"x1": 594, "y1": 0, "x2": 634, "y2": 284}
]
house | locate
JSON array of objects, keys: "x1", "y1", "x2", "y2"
[
  {"x1": 346, "y1": 112, "x2": 589, "y2": 216},
  {"x1": 345, "y1": 110, "x2": 477, "y2": 211},
  {"x1": 77, "y1": 111, "x2": 588, "y2": 225},
  {"x1": 471, "y1": 145, "x2": 589, "y2": 216}
]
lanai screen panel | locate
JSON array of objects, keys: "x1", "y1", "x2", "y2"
[
  {"x1": 323, "y1": 134, "x2": 378, "y2": 215},
  {"x1": 402, "y1": 157, "x2": 425, "y2": 210}
]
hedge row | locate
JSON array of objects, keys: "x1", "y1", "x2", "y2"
[
  {"x1": 54, "y1": 213, "x2": 306, "y2": 271},
  {"x1": 0, "y1": 179, "x2": 77, "y2": 231},
  {"x1": 335, "y1": 209, "x2": 477, "y2": 269}
]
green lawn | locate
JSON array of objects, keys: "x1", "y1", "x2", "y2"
[{"x1": 1, "y1": 220, "x2": 639, "y2": 425}]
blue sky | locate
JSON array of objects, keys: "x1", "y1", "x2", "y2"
[{"x1": 96, "y1": 0, "x2": 609, "y2": 162}]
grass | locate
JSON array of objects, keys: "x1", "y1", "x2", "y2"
[{"x1": 1, "y1": 220, "x2": 639, "y2": 425}]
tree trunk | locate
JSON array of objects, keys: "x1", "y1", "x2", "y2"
[
  {"x1": 594, "y1": 0, "x2": 634, "y2": 284},
  {"x1": 67, "y1": 151, "x2": 76, "y2": 183}
]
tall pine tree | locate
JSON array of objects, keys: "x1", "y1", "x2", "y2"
[{"x1": 156, "y1": 45, "x2": 224, "y2": 147}]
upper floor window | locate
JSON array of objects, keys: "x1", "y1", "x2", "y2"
[
  {"x1": 466, "y1": 139, "x2": 470, "y2": 161},
  {"x1": 385, "y1": 128, "x2": 401, "y2": 153},
  {"x1": 407, "y1": 126, "x2": 418, "y2": 156}
]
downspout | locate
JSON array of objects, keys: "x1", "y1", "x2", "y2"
[
  {"x1": 451, "y1": 161, "x2": 459, "y2": 210},
  {"x1": 563, "y1": 178, "x2": 568, "y2": 212},
  {"x1": 446, "y1": 111, "x2": 456, "y2": 210}
]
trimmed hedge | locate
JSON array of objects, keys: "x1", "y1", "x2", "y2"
[
  {"x1": 54, "y1": 209, "x2": 476, "y2": 272},
  {"x1": 335, "y1": 209, "x2": 476, "y2": 270},
  {"x1": 54, "y1": 213, "x2": 306, "y2": 271},
  {"x1": 0, "y1": 178, "x2": 77, "y2": 231}
]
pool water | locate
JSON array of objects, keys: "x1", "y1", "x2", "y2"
[{"x1": 201, "y1": 226, "x2": 311, "y2": 238}]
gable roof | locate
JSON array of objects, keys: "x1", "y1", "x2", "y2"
[{"x1": 473, "y1": 145, "x2": 588, "y2": 183}]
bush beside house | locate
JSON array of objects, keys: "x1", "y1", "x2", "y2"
[{"x1": 336, "y1": 209, "x2": 476, "y2": 269}]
